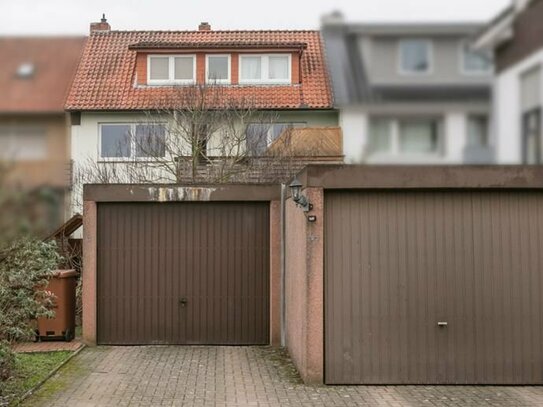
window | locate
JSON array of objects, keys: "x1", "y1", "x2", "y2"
[
  {"x1": 368, "y1": 119, "x2": 393, "y2": 153},
  {"x1": 523, "y1": 108, "x2": 542, "y2": 164},
  {"x1": 521, "y1": 66, "x2": 542, "y2": 163},
  {"x1": 462, "y1": 43, "x2": 493, "y2": 74},
  {"x1": 0, "y1": 125, "x2": 47, "y2": 160},
  {"x1": 467, "y1": 115, "x2": 489, "y2": 147},
  {"x1": 206, "y1": 55, "x2": 231, "y2": 84},
  {"x1": 246, "y1": 122, "x2": 305, "y2": 155},
  {"x1": 239, "y1": 55, "x2": 291, "y2": 84},
  {"x1": 399, "y1": 120, "x2": 440, "y2": 153},
  {"x1": 100, "y1": 123, "x2": 166, "y2": 159},
  {"x1": 399, "y1": 39, "x2": 431, "y2": 74},
  {"x1": 368, "y1": 117, "x2": 442, "y2": 156},
  {"x1": 147, "y1": 55, "x2": 195, "y2": 85}
]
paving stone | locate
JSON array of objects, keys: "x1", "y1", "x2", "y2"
[{"x1": 21, "y1": 346, "x2": 543, "y2": 406}]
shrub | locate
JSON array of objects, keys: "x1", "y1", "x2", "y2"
[{"x1": 0, "y1": 238, "x2": 61, "y2": 395}]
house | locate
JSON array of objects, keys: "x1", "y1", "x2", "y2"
[
  {"x1": 321, "y1": 13, "x2": 494, "y2": 164},
  {"x1": 475, "y1": 0, "x2": 543, "y2": 164},
  {"x1": 0, "y1": 36, "x2": 86, "y2": 227},
  {"x1": 67, "y1": 17, "x2": 339, "y2": 210}
]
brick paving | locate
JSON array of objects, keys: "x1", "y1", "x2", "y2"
[
  {"x1": 22, "y1": 346, "x2": 543, "y2": 407},
  {"x1": 12, "y1": 340, "x2": 83, "y2": 353}
]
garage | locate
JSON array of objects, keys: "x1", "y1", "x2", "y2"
[
  {"x1": 285, "y1": 165, "x2": 543, "y2": 384},
  {"x1": 96, "y1": 201, "x2": 270, "y2": 345},
  {"x1": 325, "y1": 189, "x2": 543, "y2": 384}
]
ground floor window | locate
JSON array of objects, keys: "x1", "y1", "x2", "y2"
[
  {"x1": 467, "y1": 114, "x2": 489, "y2": 147},
  {"x1": 99, "y1": 123, "x2": 166, "y2": 160},
  {"x1": 368, "y1": 116, "x2": 443, "y2": 156},
  {"x1": 0, "y1": 125, "x2": 47, "y2": 160},
  {"x1": 246, "y1": 122, "x2": 306, "y2": 156},
  {"x1": 523, "y1": 108, "x2": 542, "y2": 164}
]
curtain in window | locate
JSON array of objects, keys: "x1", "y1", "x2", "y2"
[
  {"x1": 269, "y1": 56, "x2": 289, "y2": 80},
  {"x1": 150, "y1": 57, "x2": 169, "y2": 80},
  {"x1": 174, "y1": 57, "x2": 194, "y2": 80},
  {"x1": 207, "y1": 56, "x2": 229, "y2": 81},
  {"x1": 241, "y1": 57, "x2": 261, "y2": 80}
]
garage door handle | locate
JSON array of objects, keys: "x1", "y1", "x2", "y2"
[
  {"x1": 179, "y1": 298, "x2": 188, "y2": 307},
  {"x1": 437, "y1": 321, "x2": 448, "y2": 327}
]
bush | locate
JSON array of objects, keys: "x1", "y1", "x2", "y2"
[{"x1": 0, "y1": 238, "x2": 61, "y2": 395}]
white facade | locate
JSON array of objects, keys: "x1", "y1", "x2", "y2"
[
  {"x1": 493, "y1": 48, "x2": 543, "y2": 163},
  {"x1": 341, "y1": 103, "x2": 491, "y2": 164},
  {"x1": 70, "y1": 110, "x2": 338, "y2": 212}
]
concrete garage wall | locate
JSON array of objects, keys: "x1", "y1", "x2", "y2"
[{"x1": 285, "y1": 187, "x2": 324, "y2": 384}]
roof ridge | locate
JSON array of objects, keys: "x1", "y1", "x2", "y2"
[{"x1": 91, "y1": 29, "x2": 320, "y2": 35}]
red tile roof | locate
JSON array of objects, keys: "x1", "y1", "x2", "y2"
[
  {"x1": 66, "y1": 30, "x2": 333, "y2": 111},
  {"x1": 0, "y1": 37, "x2": 86, "y2": 113}
]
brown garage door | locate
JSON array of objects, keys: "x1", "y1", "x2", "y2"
[
  {"x1": 325, "y1": 190, "x2": 543, "y2": 384},
  {"x1": 97, "y1": 202, "x2": 269, "y2": 345}
]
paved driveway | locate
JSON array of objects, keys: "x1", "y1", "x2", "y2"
[{"x1": 23, "y1": 346, "x2": 543, "y2": 406}]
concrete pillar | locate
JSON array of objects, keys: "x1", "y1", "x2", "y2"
[{"x1": 82, "y1": 200, "x2": 97, "y2": 345}]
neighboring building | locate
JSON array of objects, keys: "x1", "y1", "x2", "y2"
[
  {"x1": 0, "y1": 36, "x2": 86, "y2": 226},
  {"x1": 475, "y1": 0, "x2": 543, "y2": 164},
  {"x1": 321, "y1": 14, "x2": 494, "y2": 164},
  {"x1": 67, "y1": 18, "x2": 339, "y2": 208}
]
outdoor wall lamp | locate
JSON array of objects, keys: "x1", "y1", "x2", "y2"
[{"x1": 289, "y1": 178, "x2": 313, "y2": 213}]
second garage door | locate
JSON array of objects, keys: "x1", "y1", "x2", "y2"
[
  {"x1": 325, "y1": 190, "x2": 543, "y2": 384},
  {"x1": 97, "y1": 202, "x2": 270, "y2": 345}
]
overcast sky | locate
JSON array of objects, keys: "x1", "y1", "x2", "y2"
[{"x1": 2, "y1": 0, "x2": 511, "y2": 35}]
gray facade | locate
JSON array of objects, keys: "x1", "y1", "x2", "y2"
[{"x1": 321, "y1": 14, "x2": 494, "y2": 164}]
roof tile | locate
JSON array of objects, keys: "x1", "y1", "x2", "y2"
[{"x1": 66, "y1": 30, "x2": 333, "y2": 110}]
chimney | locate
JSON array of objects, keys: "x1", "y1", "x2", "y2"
[
  {"x1": 90, "y1": 14, "x2": 111, "y2": 33},
  {"x1": 198, "y1": 22, "x2": 211, "y2": 31},
  {"x1": 321, "y1": 10, "x2": 345, "y2": 26}
]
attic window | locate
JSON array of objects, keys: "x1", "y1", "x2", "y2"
[
  {"x1": 239, "y1": 54, "x2": 291, "y2": 84},
  {"x1": 147, "y1": 55, "x2": 196, "y2": 85},
  {"x1": 16, "y1": 63, "x2": 35, "y2": 79}
]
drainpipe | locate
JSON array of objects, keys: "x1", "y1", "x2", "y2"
[{"x1": 280, "y1": 183, "x2": 287, "y2": 346}]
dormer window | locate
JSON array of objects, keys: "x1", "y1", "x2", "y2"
[
  {"x1": 206, "y1": 55, "x2": 231, "y2": 84},
  {"x1": 147, "y1": 55, "x2": 196, "y2": 85},
  {"x1": 399, "y1": 39, "x2": 432, "y2": 75},
  {"x1": 239, "y1": 54, "x2": 291, "y2": 84}
]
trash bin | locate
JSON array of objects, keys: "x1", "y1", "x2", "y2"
[{"x1": 37, "y1": 269, "x2": 78, "y2": 341}]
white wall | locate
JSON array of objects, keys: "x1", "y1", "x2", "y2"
[
  {"x1": 494, "y1": 48, "x2": 543, "y2": 163},
  {"x1": 340, "y1": 104, "x2": 488, "y2": 164}
]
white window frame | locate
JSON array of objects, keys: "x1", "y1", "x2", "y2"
[
  {"x1": 459, "y1": 41, "x2": 493, "y2": 76},
  {"x1": 398, "y1": 39, "x2": 433, "y2": 76},
  {"x1": 239, "y1": 54, "x2": 292, "y2": 85},
  {"x1": 147, "y1": 54, "x2": 196, "y2": 85},
  {"x1": 367, "y1": 116, "x2": 444, "y2": 158},
  {"x1": 98, "y1": 122, "x2": 168, "y2": 161},
  {"x1": 205, "y1": 54, "x2": 231, "y2": 84}
]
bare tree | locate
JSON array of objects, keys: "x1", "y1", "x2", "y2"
[{"x1": 72, "y1": 83, "x2": 331, "y2": 208}]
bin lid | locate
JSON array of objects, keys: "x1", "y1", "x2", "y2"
[{"x1": 52, "y1": 269, "x2": 78, "y2": 279}]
